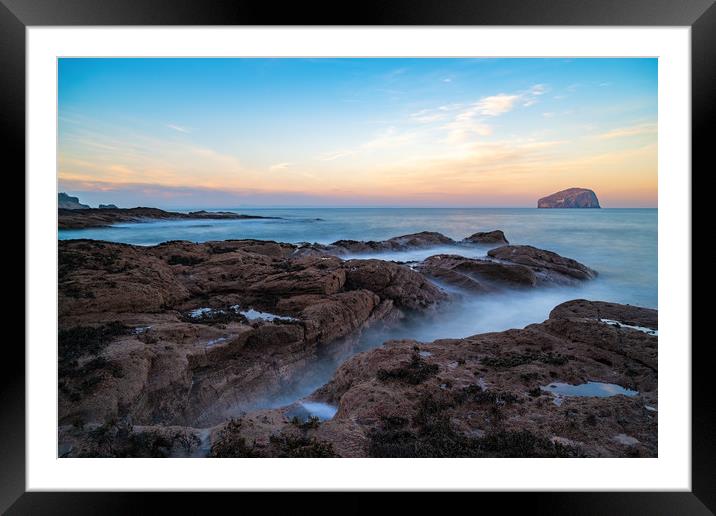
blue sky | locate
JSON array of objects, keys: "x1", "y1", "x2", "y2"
[{"x1": 58, "y1": 58, "x2": 657, "y2": 208}]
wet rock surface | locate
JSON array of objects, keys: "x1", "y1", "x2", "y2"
[
  {"x1": 297, "y1": 230, "x2": 507, "y2": 257},
  {"x1": 416, "y1": 254, "x2": 537, "y2": 291},
  {"x1": 462, "y1": 230, "x2": 509, "y2": 245},
  {"x1": 488, "y1": 245, "x2": 597, "y2": 284},
  {"x1": 414, "y1": 243, "x2": 596, "y2": 292}
]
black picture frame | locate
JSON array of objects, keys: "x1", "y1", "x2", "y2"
[{"x1": 3, "y1": 0, "x2": 710, "y2": 513}]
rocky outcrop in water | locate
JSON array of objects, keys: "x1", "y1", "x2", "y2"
[
  {"x1": 58, "y1": 207, "x2": 280, "y2": 229},
  {"x1": 297, "y1": 230, "x2": 512, "y2": 257},
  {"x1": 537, "y1": 188, "x2": 600, "y2": 208},
  {"x1": 416, "y1": 254, "x2": 536, "y2": 291},
  {"x1": 414, "y1": 244, "x2": 596, "y2": 292},
  {"x1": 98, "y1": 204, "x2": 118, "y2": 209},
  {"x1": 462, "y1": 230, "x2": 508, "y2": 245},
  {"x1": 59, "y1": 192, "x2": 90, "y2": 210},
  {"x1": 487, "y1": 245, "x2": 597, "y2": 284},
  {"x1": 299, "y1": 231, "x2": 457, "y2": 256}
]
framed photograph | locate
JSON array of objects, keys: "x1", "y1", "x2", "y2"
[{"x1": 5, "y1": 0, "x2": 711, "y2": 512}]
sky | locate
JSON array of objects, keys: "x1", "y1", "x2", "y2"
[{"x1": 58, "y1": 58, "x2": 657, "y2": 208}]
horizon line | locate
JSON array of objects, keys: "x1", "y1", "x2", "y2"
[{"x1": 119, "y1": 205, "x2": 658, "y2": 210}]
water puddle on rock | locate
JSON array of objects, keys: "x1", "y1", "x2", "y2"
[
  {"x1": 541, "y1": 381, "x2": 639, "y2": 406},
  {"x1": 188, "y1": 305, "x2": 298, "y2": 322},
  {"x1": 206, "y1": 336, "x2": 228, "y2": 347},
  {"x1": 232, "y1": 306, "x2": 298, "y2": 322},
  {"x1": 284, "y1": 401, "x2": 338, "y2": 422},
  {"x1": 600, "y1": 319, "x2": 657, "y2": 336},
  {"x1": 189, "y1": 307, "x2": 215, "y2": 318}
]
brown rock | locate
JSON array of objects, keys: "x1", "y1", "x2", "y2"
[
  {"x1": 58, "y1": 238, "x2": 446, "y2": 432},
  {"x1": 304, "y1": 231, "x2": 458, "y2": 256},
  {"x1": 417, "y1": 254, "x2": 537, "y2": 290},
  {"x1": 462, "y1": 230, "x2": 509, "y2": 245},
  {"x1": 416, "y1": 265, "x2": 492, "y2": 293},
  {"x1": 488, "y1": 245, "x2": 597, "y2": 283},
  {"x1": 549, "y1": 299, "x2": 657, "y2": 329},
  {"x1": 297, "y1": 230, "x2": 512, "y2": 258},
  {"x1": 344, "y1": 259, "x2": 448, "y2": 310}
]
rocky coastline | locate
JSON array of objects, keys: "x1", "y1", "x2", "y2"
[
  {"x1": 57, "y1": 230, "x2": 657, "y2": 458},
  {"x1": 59, "y1": 207, "x2": 280, "y2": 230}
]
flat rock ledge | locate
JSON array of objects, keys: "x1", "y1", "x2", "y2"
[{"x1": 296, "y1": 230, "x2": 510, "y2": 257}]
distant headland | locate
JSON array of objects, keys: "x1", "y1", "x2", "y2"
[
  {"x1": 57, "y1": 192, "x2": 280, "y2": 229},
  {"x1": 538, "y1": 188, "x2": 601, "y2": 209}
]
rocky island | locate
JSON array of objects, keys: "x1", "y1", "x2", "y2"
[
  {"x1": 58, "y1": 193, "x2": 280, "y2": 229},
  {"x1": 538, "y1": 188, "x2": 601, "y2": 209},
  {"x1": 56, "y1": 229, "x2": 656, "y2": 458}
]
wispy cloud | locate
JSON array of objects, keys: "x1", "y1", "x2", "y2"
[
  {"x1": 410, "y1": 103, "x2": 463, "y2": 124},
  {"x1": 597, "y1": 122, "x2": 657, "y2": 140},
  {"x1": 474, "y1": 94, "x2": 520, "y2": 116},
  {"x1": 412, "y1": 85, "x2": 549, "y2": 145},
  {"x1": 442, "y1": 107, "x2": 494, "y2": 145},
  {"x1": 167, "y1": 124, "x2": 191, "y2": 133},
  {"x1": 410, "y1": 109, "x2": 448, "y2": 123},
  {"x1": 317, "y1": 127, "x2": 417, "y2": 161},
  {"x1": 269, "y1": 162, "x2": 292, "y2": 171},
  {"x1": 521, "y1": 84, "x2": 547, "y2": 107},
  {"x1": 317, "y1": 150, "x2": 355, "y2": 162}
]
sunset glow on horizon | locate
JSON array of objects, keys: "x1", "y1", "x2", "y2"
[{"x1": 58, "y1": 58, "x2": 657, "y2": 209}]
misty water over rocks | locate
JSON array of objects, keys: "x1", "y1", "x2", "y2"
[
  {"x1": 60, "y1": 207, "x2": 656, "y2": 307},
  {"x1": 246, "y1": 279, "x2": 647, "y2": 413},
  {"x1": 59, "y1": 207, "x2": 657, "y2": 414}
]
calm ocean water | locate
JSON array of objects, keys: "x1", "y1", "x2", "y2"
[{"x1": 60, "y1": 207, "x2": 657, "y2": 407}]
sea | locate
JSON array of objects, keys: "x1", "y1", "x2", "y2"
[{"x1": 59, "y1": 207, "x2": 657, "y2": 408}]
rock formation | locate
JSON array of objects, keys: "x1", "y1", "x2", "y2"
[
  {"x1": 416, "y1": 254, "x2": 537, "y2": 291},
  {"x1": 462, "y1": 230, "x2": 509, "y2": 245},
  {"x1": 413, "y1": 243, "x2": 595, "y2": 292},
  {"x1": 98, "y1": 204, "x2": 118, "y2": 209},
  {"x1": 537, "y1": 188, "x2": 600, "y2": 208},
  {"x1": 487, "y1": 245, "x2": 597, "y2": 284},
  {"x1": 58, "y1": 192, "x2": 90, "y2": 210},
  {"x1": 295, "y1": 230, "x2": 511, "y2": 257}
]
